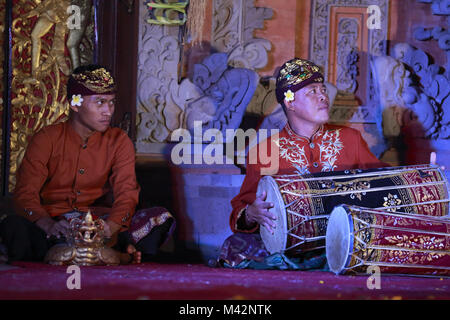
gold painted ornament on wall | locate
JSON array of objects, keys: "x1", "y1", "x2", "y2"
[{"x1": 7, "y1": 0, "x2": 95, "y2": 192}]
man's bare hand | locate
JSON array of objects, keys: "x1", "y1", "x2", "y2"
[
  {"x1": 246, "y1": 191, "x2": 277, "y2": 234},
  {"x1": 36, "y1": 217, "x2": 70, "y2": 239},
  {"x1": 103, "y1": 219, "x2": 121, "y2": 238}
]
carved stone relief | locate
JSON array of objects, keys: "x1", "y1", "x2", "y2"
[
  {"x1": 311, "y1": 0, "x2": 388, "y2": 69},
  {"x1": 212, "y1": 0, "x2": 273, "y2": 70},
  {"x1": 371, "y1": 0, "x2": 450, "y2": 166},
  {"x1": 136, "y1": 22, "x2": 181, "y2": 145},
  {"x1": 413, "y1": 0, "x2": 450, "y2": 139},
  {"x1": 310, "y1": 0, "x2": 389, "y2": 123},
  {"x1": 68, "y1": 0, "x2": 95, "y2": 69},
  {"x1": 336, "y1": 18, "x2": 359, "y2": 94},
  {"x1": 186, "y1": 53, "x2": 258, "y2": 137},
  {"x1": 371, "y1": 0, "x2": 450, "y2": 142},
  {"x1": 390, "y1": 43, "x2": 443, "y2": 138},
  {"x1": 136, "y1": 0, "x2": 272, "y2": 150}
]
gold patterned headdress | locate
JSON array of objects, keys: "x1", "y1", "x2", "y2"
[
  {"x1": 275, "y1": 58, "x2": 324, "y2": 103},
  {"x1": 67, "y1": 66, "x2": 117, "y2": 98}
]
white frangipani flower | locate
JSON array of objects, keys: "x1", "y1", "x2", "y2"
[
  {"x1": 71, "y1": 94, "x2": 83, "y2": 107},
  {"x1": 284, "y1": 90, "x2": 295, "y2": 102}
]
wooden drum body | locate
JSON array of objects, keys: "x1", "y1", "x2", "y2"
[
  {"x1": 326, "y1": 204, "x2": 450, "y2": 276},
  {"x1": 257, "y1": 165, "x2": 449, "y2": 255}
]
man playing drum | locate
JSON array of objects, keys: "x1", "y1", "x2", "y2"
[{"x1": 219, "y1": 58, "x2": 391, "y2": 269}]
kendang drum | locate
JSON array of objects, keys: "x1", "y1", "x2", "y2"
[
  {"x1": 257, "y1": 165, "x2": 449, "y2": 255},
  {"x1": 326, "y1": 204, "x2": 450, "y2": 276}
]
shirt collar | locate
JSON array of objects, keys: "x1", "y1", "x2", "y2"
[
  {"x1": 65, "y1": 120, "x2": 104, "y2": 146},
  {"x1": 284, "y1": 122, "x2": 324, "y2": 141}
]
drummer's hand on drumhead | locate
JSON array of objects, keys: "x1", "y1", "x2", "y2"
[
  {"x1": 246, "y1": 191, "x2": 277, "y2": 234},
  {"x1": 430, "y1": 152, "x2": 446, "y2": 170}
]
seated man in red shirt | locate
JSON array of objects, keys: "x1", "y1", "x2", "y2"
[
  {"x1": 218, "y1": 58, "x2": 388, "y2": 269},
  {"x1": 0, "y1": 65, "x2": 174, "y2": 264}
]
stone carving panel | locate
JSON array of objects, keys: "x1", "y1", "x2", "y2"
[
  {"x1": 187, "y1": 53, "x2": 258, "y2": 137},
  {"x1": 136, "y1": 24, "x2": 181, "y2": 144},
  {"x1": 212, "y1": 0, "x2": 273, "y2": 70},
  {"x1": 336, "y1": 18, "x2": 359, "y2": 94},
  {"x1": 370, "y1": 1, "x2": 450, "y2": 166},
  {"x1": 136, "y1": 0, "x2": 271, "y2": 149},
  {"x1": 371, "y1": 0, "x2": 450, "y2": 141},
  {"x1": 391, "y1": 43, "x2": 445, "y2": 138},
  {"x1": 310, "y1": 0, "x2": 389, "y2": 123}
]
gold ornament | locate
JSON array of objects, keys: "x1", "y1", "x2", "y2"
[
  {"x1": 72, "y1": 68, "x2": 116, "y2": 93},
  {"x1": 45, "y1": 211, "x2": 120, "y2": 266}
]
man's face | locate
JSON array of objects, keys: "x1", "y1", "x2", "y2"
[
  {"x1": 71, "y1": 94, "x2": 116, "y2": 133},
  {"x1": 286, "y1": 83, "x2": 330, "y2": 125}
]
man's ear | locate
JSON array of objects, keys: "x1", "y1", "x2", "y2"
[
  {"x1": 69, "y1": 105, "x2": 79, "y2": 113},
  {"x1": 284, "y1": 100, "x2": 295, "y2": 112}
]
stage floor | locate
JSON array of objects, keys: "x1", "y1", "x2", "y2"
[{"x1": 0, "y1": 262, "x2": 449, "y2": 300}]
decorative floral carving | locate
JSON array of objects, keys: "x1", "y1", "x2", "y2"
[
  {"x1": 136, "y1": 0, "x2": 270, "y2": 148},
  {"x1": 212, "y1": 0, "x2": 273, "y2": 70},
  {"x1": 391, "y1": 43, "x2": 448, "y2": 139},
  {"x1": 310, "y1": 0, "x2": 388, "y2": 123},
  {"x1": 336, "y1": 18, "x2": 359, "y2": 94}
]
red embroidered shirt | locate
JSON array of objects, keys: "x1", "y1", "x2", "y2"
[
  {"x1": 13, "y1": 121, "x2": 140, "y2": 229},
  {"x1": 230, "y1": 123, "x2": 387, "y2": 233}
]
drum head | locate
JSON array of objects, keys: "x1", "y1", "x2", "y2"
[
  {"x1": 257, "y1": 176, "x2": 287, "y2": 254},
  {"x1": 326, "y1": 205, "x2": 352, "y2": 275}
]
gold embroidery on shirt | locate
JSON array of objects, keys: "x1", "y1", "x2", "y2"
[
  {"x1": 318, "y1": 129, "x2": 343, "y2": 172},
  {"x1": 277, "y1": 137, "x2": 310, "y2": 174},
  {"x1": 278, "y1": 128, "x2": 344, "y2": 173}
]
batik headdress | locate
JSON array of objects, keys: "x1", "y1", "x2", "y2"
[
  {"x1": 275, "y1": 58, "x2": 324, "y2": 103},
  {"x1": 67, "y1": 66, "x2": 117, "y2": 99}
]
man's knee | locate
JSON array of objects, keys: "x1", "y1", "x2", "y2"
[
  {"x1": 135, "y1": 218, "x2": 174, "y2": 256},
  {"x1": 0, "y1": 214, "x2": 47, "y2": 262}
]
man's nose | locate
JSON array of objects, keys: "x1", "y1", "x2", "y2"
[
  {"x1": 319, "y1": 93, "x2": 327, "y2": 101},
  {"x1": 102, "y1": 105, "x2": 113, "y2": 115}
]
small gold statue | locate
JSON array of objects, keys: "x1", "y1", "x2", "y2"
[{"x1": 45, "y1": 211, "x2": 120, "y2": 266}]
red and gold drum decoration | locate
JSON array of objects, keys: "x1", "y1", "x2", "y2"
[
  {"x1": 326, "y1": 204, "x2": 450, "y2": 276},
  {"x1": 257, "y1": 165, "x2": 449, "y2": 255}
]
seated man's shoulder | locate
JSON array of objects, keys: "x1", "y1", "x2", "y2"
[
  {"x1": 106, "y1": 126, "x2": 128, "y2": 137},
  {"x1": 108, "y1": 127, "x2": 128, "y2": 138},
  {"x1": 104, "y1": 127, "x2": 133, "y2": 145},
  {"x1": 32, "y1": 121, "x2": 65, "y2": 140}
]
